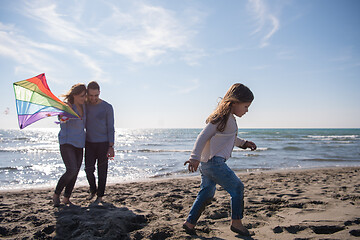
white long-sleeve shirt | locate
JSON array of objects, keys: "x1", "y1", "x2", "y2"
[{"x1": 190, "y1": 114, "x2": 247, "y2": 162}]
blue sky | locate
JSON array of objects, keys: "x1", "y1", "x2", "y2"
[{"x1": 1, "y1": 0, "x2": 359, "y2": 129}]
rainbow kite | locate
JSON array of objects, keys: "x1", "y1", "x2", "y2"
[{"x1": 13, "y1": 73, "x2": 80, "y2": 129}]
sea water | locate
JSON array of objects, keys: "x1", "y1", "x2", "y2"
[{"x1": 0, "y1": 128, "x2": 359, "y2": 190}]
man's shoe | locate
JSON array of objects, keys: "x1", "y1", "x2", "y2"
[{"x1": 87, "y1": 192, "x2": 96, "y2": 200}]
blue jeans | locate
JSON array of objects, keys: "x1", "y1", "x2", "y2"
[{"x1": 186, "y1": 156, "x2": 244, "y2": 224}]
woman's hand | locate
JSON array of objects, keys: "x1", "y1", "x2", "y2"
[
  {"x1": 58, "y1": 115, "x2": 69, "y2": 124},
  {"x1": 184, "y1": 159, "x2": 200, "y2": 172}
]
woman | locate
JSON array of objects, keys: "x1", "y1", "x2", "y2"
[{"x1": 53, "y1": 84, "x2": 87, "y2": 207}]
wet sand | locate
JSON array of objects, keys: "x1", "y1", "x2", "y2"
[{"x1": 1, "y1": 167, "x2": 359, "y2": 239}]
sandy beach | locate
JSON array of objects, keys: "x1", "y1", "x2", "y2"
[{"x1": 1, "y1": 167, "x2": 359, "y2": 239}]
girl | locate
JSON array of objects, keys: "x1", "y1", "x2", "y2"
[
  {"x1": 183, "y1": 83, "x2": 256, "y2": 236},
  {"x1": 53, "y1": 84, "x2": 87, "y2": 207}
]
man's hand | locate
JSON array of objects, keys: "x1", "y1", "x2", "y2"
[
  {"x1": 184, "y1": 159, "x2": 200, "y2": 172},
  {"x1": 107, "y1": 147, "x2": 115, "y2": 160}
]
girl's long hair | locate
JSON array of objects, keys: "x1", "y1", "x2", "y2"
[
  {"x1": 206, "y1": 83, "x2": 254, "y2": 132},
  {"x1": 61, "y1": 84, "x2": 86, "y2": 104}
]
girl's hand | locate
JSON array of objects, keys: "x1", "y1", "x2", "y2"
[
  {"x1": 184, "y1": 159, "x2": 200, "y2": 172},
  {"x1": 243, "y1": 141, "x2": 257, "y2": 151}
]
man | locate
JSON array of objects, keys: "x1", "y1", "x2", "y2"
[{"x1": 85, "y1": 81, "x2": 115, "y2": 202}]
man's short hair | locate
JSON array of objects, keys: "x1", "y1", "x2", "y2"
[{"x1": 87, "y1": 81, "x2": 100, "y2": 91}]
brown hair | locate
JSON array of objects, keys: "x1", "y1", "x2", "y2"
[
  {"x1": 61, "y1": 84, "x2": 86, "y2": 104},
  {"x1": 87, "y1": 81, "x2": 100, "y2": 91},
  {"x1": 206, "y1": 83, "x2": 254, "y2": 132}
]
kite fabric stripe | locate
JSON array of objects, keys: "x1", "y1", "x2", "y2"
[{"x1": 13, "y1": 73, "x2": 80, "y2": 129}]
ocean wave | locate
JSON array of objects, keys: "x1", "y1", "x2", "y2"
[
  {"x1": 150, "y1": 169, "x2": 196, "y2": 178},
  {"x1": 233, "y1": 147, "x2": 269, "y2": 152},
  {"x1": 0, "y1": 166, "x2": 18, "y2": 171},
  {"x1": 0, "y1": 137, "x2": 45, "y2": 143},
  {"x1": 0, "y1": 148, "x2": 58, "y2": 153},
  {"x1": 265, "y1": 138, "x2": 282, "y2": 141},
  {"x1": 0, "y1": 137, "x2": 30, "y2": 143},
  {"x1": 231, "y1": 167, "x2": 273, "y2": 172},
  {"x1": 307, "y1": 135, "x2": 359, "y2": 141},
  {"x1": 0, "y1": 165, "x2": 32, "y2": 171},
  {"x1": 1, "y1": 128, "x2": 359, "y2": 190},
  {"x1": 0, "y1": 149, "x2": 15, "y2": 153},
  {"x1": 255, "y1": 147, "x2": 268, "y2": 151},
  {"x1": 245, "y1": 153, "x2": 261, "y2": 157},
  {"x1": 283, "y1": 146, "x2": 302, "y2": 151},
  {"x1": 302, "y1": 158, "x2": 360, "y2": 162},
  {"x1": 144, "y1": 143, "x2": 166, "y2": 146},
  {"x1": 119, "y1": 149, "x2": 191, "y2": 153}
]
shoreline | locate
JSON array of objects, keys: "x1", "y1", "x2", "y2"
[
  {"x1": 1, "y1": 166, "x2": 359, "y2": 239},
  {"x1": 1, "y1": 165, "x2": 359, "y2": 193}
]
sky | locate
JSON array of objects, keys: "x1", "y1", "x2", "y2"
[{"x1": 1, "y1": 0, "x2": 359, "y2": 129}]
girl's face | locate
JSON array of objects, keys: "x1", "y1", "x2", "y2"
[
  {"x1": 73, "y1": 91, "x2": 86, "y2": 105},
  {"x1": 231, "y1": 101, "x2": 252, "y2": 118}
]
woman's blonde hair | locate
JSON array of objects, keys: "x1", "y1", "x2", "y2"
[
  {"x1": 206, "y1": 83, "x2": 254, "y2": 132},
  {"x1": 61, "y1": 83, "x2": 86, "y2": 104}
]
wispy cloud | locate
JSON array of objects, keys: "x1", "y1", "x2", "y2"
[
  {"x1": 73, "y1": 50, "x2": 107, "y2": 82},
  {"x1": 277, "y1": 50, "x2": 295, "y2": 60},
  {"x1": 23, "y1": 2, "x2": 89, "y2": 43},
  {"x1": 22, "y1": 1, "x2": 201, "y2": 64},
  {"x1": 14, "y1": 0, "x2": 205, "y2": 73},
  {"x1": 181, "y1": 48, "x2": 207, "y2": 66},
  {"x1": 329, "y1": 47, "x2": 353, "y2": 62},
  {"x1": 0, "y1": 0, "x2": 207, "y2": 87},
  {"x1": 103, "y1": 2, "x2": 199, "y2": 64},
  {"x1": 247, "y1": 0, "x2": 280, "y2": 48},
  {"x1": 0, "y1": 23, "x2": 66, "y2": 78},
  {"x1": 170, "y1": 78, "x2": 200, "y2": 94},
  {"x1": 251, "y1": 65, "x2": 270, "y2": 70}
]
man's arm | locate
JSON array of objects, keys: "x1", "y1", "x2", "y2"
[{"x1": 107, "y1": 104, "x2": 115, "y2": 158}]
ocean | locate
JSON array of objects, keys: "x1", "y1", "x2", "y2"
[{"x1": 0, "y1": 128, "x2": 359, "y2": 190}]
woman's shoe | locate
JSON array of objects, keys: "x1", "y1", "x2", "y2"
[
  {"x1": 230, "y1": 225, "x2": 250, "y2": 236},
  {"x1": 53, "y1": 194, "x2": 60, "y2": 207}
]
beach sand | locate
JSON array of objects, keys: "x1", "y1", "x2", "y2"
[{"x1": 1, "y1": 167, "x2": 359, "y2": 239}]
